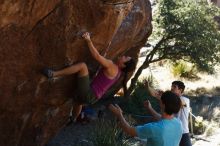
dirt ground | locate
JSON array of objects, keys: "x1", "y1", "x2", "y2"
[{"x1": 47, "y1": 121, "x2": 96, "y2": 146}]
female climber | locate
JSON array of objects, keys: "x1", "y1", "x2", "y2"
[{"x1": 43, "y1": 32, "x2": 136, "y2": 121}]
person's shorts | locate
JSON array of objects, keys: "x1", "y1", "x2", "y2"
[
  {"x1": 75, "y1": 75, "x2": 97, "y2": 104},
  {"x1": 180, "y1": 133, "x2": 192, "y2": 146}
]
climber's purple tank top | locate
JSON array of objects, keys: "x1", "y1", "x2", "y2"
[{"x1": 91, "y1": 68, "x2": 121, "y2": 99}]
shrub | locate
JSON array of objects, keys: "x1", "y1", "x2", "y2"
[
  {"x1": 171, "y1": 61, "x2": 199, "y2": 80},
  {"x1": 120, "y1": 76, "x2": 160, "y2": 122},
  {"x1": 192, "y1": 116, "x2": 207, "y2": 135},
  {"x1": 90, "y1": 119, "x2": 129, "y2": 146}
]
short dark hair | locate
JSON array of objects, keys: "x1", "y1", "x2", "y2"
[
  {"x1": 172, "y1": 81, "x2": 185, "y2": 92},
  {"x1": 161, "y1": 91, "x2": 181, "y2": 115}
]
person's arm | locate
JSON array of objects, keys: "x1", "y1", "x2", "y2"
[
  {"x1": 143, "y1": 100, "x2": 161, "y2": 120},
  {"x1": 143, "y1": 80, "x2": 162, "y2": 100},
  {"x1": 108, "y1": 104, "x2": 137, "y2": 137},
  {"x1": 82, "y1": 32, "x2": 113, "y2": 68}
]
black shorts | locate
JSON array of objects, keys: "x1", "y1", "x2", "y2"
[
  {"x1": 180, "y1": 133, "x2": 192, "y2": 146},
  {"x1": 75, "y1": 75, "x2": 97, "y2": 104}
]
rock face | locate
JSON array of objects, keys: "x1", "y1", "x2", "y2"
[{"x1": 0, "y1": 0, "x2": 152, "y2": 146}]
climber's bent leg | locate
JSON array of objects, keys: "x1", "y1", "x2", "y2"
[
  {"x1": 54, "y1": 62, "x2": 88, "y2": 77},
  {"x1": 48, "y1": 62, "x2": 89, "y2": 78}
]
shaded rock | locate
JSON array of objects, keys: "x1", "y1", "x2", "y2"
[{"x1": 0, "y1": 0, "x2": 152, "y2": 146}]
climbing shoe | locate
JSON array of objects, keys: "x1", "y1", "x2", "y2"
[{"x1": 42, "y1": 68, "x2": 54, "y2": 79}]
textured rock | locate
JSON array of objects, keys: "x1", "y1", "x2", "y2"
[{"x1": 0, "y1": 0, "x2": 152, "y2": 146}]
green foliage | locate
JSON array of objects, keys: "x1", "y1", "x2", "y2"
[
  {"x1": 193, "y1": 116, "x2": 207, "y2": 134},
  {"x1": 149, "y1": 0, "x2": 220, "y2": 73},
  {"x1": 171, "y1": 61, "x2": 199, "y2": 79},
  {"x1": 90, "y1": 119, "x2": 129, "y2": 146},
  {"x1": 121, "y1": 77, "x2": 160, "y2": 118},
  {"x1": 172, "y1": 62, "x2": 189, "y2": 77},
  {"x1": 145, "y1": 74, "x2": 159, "y2": 89},
  {"x1": 128, "y1": 0, "x2": 220, "y2": 96}
]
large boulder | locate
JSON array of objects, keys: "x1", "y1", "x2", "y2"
[{"x1": 0, "y1": 0, "x2": 152, "y2": 146}]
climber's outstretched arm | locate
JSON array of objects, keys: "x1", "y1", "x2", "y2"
[
  {"x1": 109, "y1": 104, "x2": 137, "y2": 137},
  {"x1": 82, "y1": 32, "x2": 114, "y2": 69}
]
